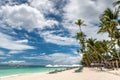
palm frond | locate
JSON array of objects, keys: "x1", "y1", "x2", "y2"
[{"x1": 113, "y1": 0, "x2": 120, "y2": 6}]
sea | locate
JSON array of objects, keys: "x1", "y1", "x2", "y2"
[{"x1": 0, "y1": 66, "x2": 65, "y2": 77}]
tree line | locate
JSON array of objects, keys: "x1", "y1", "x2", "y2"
[{"x1": 76, "y1": 0, "x2": 120, "y2": 70}]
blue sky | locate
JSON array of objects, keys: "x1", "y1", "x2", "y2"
[{"x1": 0, "y1": 0, "x2": 116, "y2": 65}]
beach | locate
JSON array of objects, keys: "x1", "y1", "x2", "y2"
[{"x1": 1, "y1": 68, "x2": 120, "y2": 80}]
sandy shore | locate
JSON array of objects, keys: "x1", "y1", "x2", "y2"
[{"x1": 0, "y1": 68, "x2": 120, "y2": 80}]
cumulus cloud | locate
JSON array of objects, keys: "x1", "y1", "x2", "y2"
[
  {"x1": 0, "y1": 32, "x2": 34, "y2": 50},
  {"x1": 63, "y1": 0, "x2": 115, "y2": 23},
  {"x1": 40, "y1": 31, "x2": 78, "y2": 46},
  {"x1": 30, "y1": 0, "x2": 56, "y2": 14},
  {"x1": 23, "y1": 53, "x2": 80, "y2": 65},
  {"x1": 0, "y1": 4, "x2": 58, "y2": 31}
]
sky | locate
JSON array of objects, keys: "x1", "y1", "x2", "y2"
[{"x1": 0, "y1": 0, "x2": 116, "y2": 65}]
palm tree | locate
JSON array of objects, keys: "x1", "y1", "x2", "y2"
[
  {"x1": 76, "y1": 32, "x2": 86, "y2": 49},
  {"x1": 98, "y1": 7, "x2": 120, "y2": 69},
  {"x1": 75, "y1": 19, "x2": 86, "y2": 32},
  {"x1": 86, "y1": 38, "x2": 114, "y2": 68},
  {"x1": 99, "y1": 8, "x2": 120, "y2": 49},
  {"x1": 98, "y1": 8, "x2": 119, "y2": 39},
  {"x1": 112, "y1": 0, "x2": 120, "y2": 68},
  {"x1": 75, "y1": 1, "x2": 120, "y2": 69},
  {"x1": 81, "y1": 53, "x2": 91, "y2": 66},
  {"x1": 86, "y1": 39, "x2": 105, "y2": 61}
]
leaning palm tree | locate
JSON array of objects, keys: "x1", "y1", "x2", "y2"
[
  {"x1": 87, "y1": 39, "x2": 111, "y2": 62},
  {"x1": 85, "y1": 38, "x2": 103, "y2": 68},
  {"x1": 81, "y1": 53, "x2": 91, "y2": 66}
]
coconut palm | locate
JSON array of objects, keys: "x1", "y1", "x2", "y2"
[
  {"x1": 75, "y1": 19, "x2": 86, "y2": 32},
  {"x1": 98, "y1": 7, "x2": 120, "y2": 69},
  {"x1": 99, "y1": 7, "x2": 120, "y2": 60},
  {"x1": 81, "y1": 53, "x2": 90, "y2": 66},
  {"x1": 98, "y1": 8, "x2": 119, "y2": 38},
  {"x1": 86, "y1": 39, "x2": 105, "y2": 61},
  {"x1": 76, "y1": 31, "x2": 86, "y2": 50}
]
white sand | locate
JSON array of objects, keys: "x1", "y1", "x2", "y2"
[{"x1": 0, "y1": 68, "x2": 120, "y2": 80}]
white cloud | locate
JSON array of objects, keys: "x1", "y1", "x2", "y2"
[
  {"x1": 63, "y1": 0, "x2": 115, "y2": 24},
  {"x1": 82, "y1": 26, "x2": 110, "y2": 40},
  {"x1": 23, "y1": 53, "x2": 80, "y2": 65},
  {"x1": 1, "y1": 60, "x2": 26, "y2": 65},
  {"x1": 9, "y1": 50, "x2": 24, "y2": 54},
  {"x1": 40, "y1": 31, "x2": 78, "y2": 46},
  {"x1": 0, "y1": 4, "x2": 58, "y2": 31},
  {"x1": 0, "y1": 32, "x2": 34, "y2": 50},
  {"x1": 30, "y1": 0, "x2": 56, "y2": 14},
  {"x1": 0, "y1": 50, "x2": 11, "y2": 57},
  {"x1": 15, "y1": 39, "x2": 28, "y2": 44}
]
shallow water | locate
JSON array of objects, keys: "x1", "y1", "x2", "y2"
[{"x1": 0, "y1": 67, "x2": 64, "y2": 77}]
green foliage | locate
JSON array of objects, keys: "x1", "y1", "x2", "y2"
[
  {"x1": 75, "y1": 0, "x2": 120, "y2": 67},
  {"x1": 75, "y1": 19, "x2": 86, "y2": 32},
  {"x1": 113, "y1": 0, "x2": 120, "y2": 7}
]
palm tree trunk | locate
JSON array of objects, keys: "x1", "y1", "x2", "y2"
[
  {"x1": 88, "y1": 44, "x2": 106, "y2": 61},
  {"x1": 79, "y1": 26, "x2": 82, "y2": 32}
]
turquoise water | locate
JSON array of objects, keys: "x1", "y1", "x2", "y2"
[{"x1": 0, "y1": 67, "x2": 65, "y2": 77}]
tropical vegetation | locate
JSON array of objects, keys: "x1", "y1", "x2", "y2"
[{"x1": 76, "y1": 0, "x2": 120, "y2": 70}]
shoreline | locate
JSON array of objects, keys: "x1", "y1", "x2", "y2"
[
  {"x1": 0, "y1": 71, "x2": 47, "y2": 79},
  {"x1": 1, "y1": 68, "x2": 120, "y2": 80},
  {"x1": 0, "y1": 67, "x2": 73, "y2": 78},
  {"x1": 0, "y1": 67, "x2": 66, "y2": 78},
  {"x1": 0, "y1": 72, "x2": 48, "y2": 79},
  {"x1": 0, "y1": 67, "x2": 76, "y2": 78}
]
